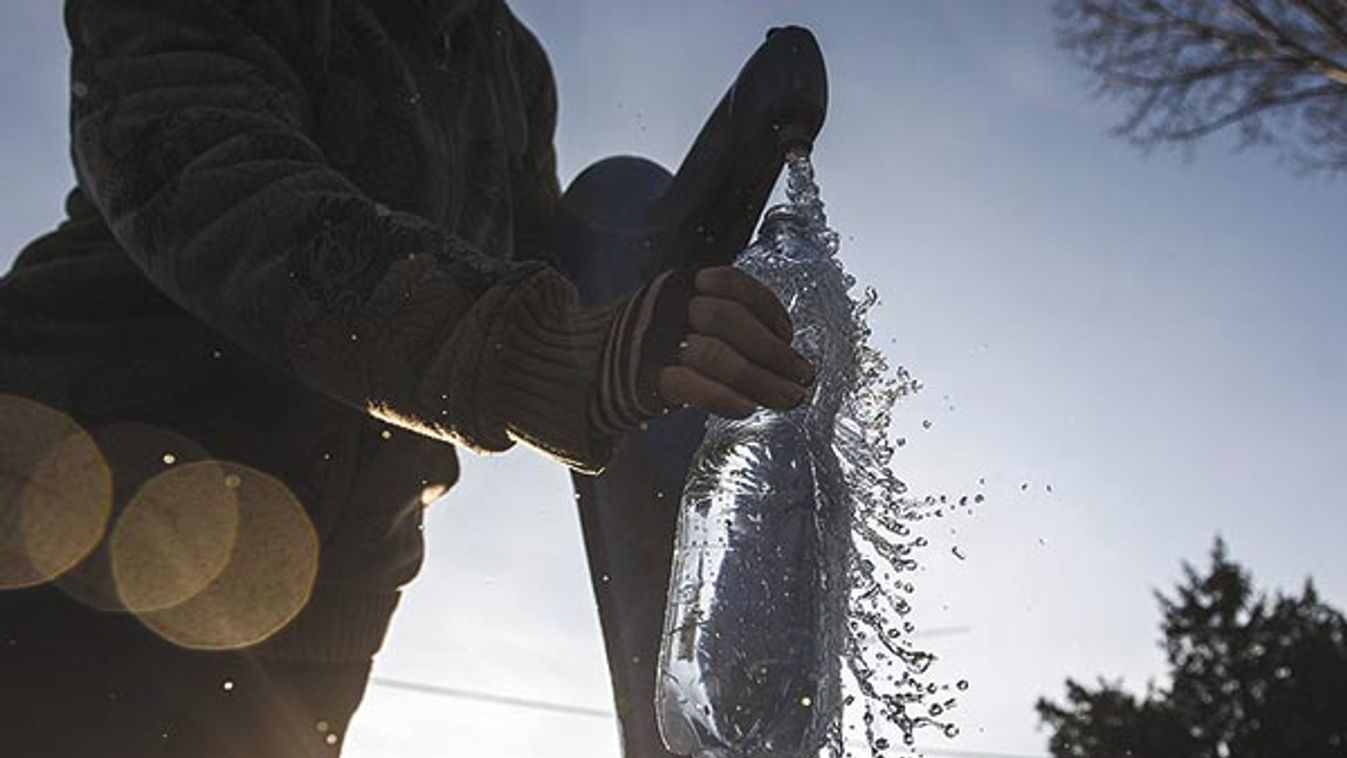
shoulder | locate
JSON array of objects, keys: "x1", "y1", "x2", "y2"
[
  {"x1": 64, "y1": 0, "x2": 314, "y2": 66},
  {"x1": 499, "y1": 2, "x2": 555, "y2": 105}
]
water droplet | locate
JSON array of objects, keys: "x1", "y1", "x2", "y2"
[
  {"x1": 951, "y1": 546, "x2": 966, "y2": 561},
  {"x1": 315, "y1": 720, "x2": 330, "y2": 733},
  {"x1": 956, "y1": 679, "x2": 969, "y2": 690},
  {"x1": 325, "y1": 733, "x2": 339, "y2": 745},
  {"x1": 222, "y1": 679, "x2": 235, "y2": 692},
  {"x1": 799, "y1": 696, "x2": 812, "y2": 707},
  {"x1": 921, "y1": 419, "x2": 932, "y2": 430},
  {"x1": 162, "y1": 453, "x2": 176, "y2": 465},
  {"x1": 72, "y1": 81, "x2": 89, "y2": 98},
  {"x1": 380, "y1": 430, "x2": 392, "y2": 440},
  {"x1": 224, "y1": 474, "x2": 242, "y2": 489}
]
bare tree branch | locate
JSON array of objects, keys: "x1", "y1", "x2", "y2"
[
  {"x1": 1055, "y1": 0, "x2": 1347, "y2": 173},
  {"x1": 1230, "y1": 0, "x2": 1347, "y2": 83},
  {"x1": 1288, "y1": 0, "x2": 1347, "y2": 52},
  {"x1": 1167, "y1": 82, "x2": 1340, "y2": 139}
]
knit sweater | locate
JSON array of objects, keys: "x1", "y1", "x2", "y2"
[{"x1": 0, "y1": 0, "x2": 644, "y2": 661}]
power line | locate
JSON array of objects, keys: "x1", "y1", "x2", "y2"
[
  {"x1": 910, "y1": 624, "x2": 973, "y2": 639},
  {"x1": 370, "y1": 677, "x2": 615, "y2": 720},
  {"x1": 370, "y1": 677, "x2": 1048, "y2": 758},
  {"x1": 894, "y1": 747, "x2": 1046, "y2": 758}
]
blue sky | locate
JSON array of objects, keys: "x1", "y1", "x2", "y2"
[{"x1": 2, "y1": 2, "x2": 1343, "y2": 757}]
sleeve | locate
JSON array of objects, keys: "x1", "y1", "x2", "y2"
[
  {"x1": 506, "y1": 17, "x2": 562, "y2": 265},
  {"x1": 64, "y1": 0, "x2": 621, "y2": 472}
]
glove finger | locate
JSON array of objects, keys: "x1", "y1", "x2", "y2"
[
  {"x1": 657, "y1": 365, "x2": 756, "y2": 419},
  {"x1": 688, "y1": 295, "x2": 814, "y2": 385},
  {"x1": 679, "y1": 334, "x2": 806, "y2": 411},
  {"x1": 694, "y1": 266, "x2": 793, "y2": 341}
]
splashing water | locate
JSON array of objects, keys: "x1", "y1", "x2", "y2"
[
  {"x1": 656, "y1": 150, "x2": 958, "y2": 758},
  {"x1": 783, "y1": 151, "x2": 961, "y2": 756}
]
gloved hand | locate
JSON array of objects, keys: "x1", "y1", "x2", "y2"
[{"x1": 590, "y1": 266, "x2": 814, "y2": 435}]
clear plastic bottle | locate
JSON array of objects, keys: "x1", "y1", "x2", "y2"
[{"x1": 656, "y1": 150, "x2": 854, "y2": 758}]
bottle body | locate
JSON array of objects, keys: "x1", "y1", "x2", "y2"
[{"x1": 657, "y1": 193, "x2": 853, "y2": 757}]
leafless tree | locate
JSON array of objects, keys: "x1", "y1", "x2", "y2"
[{"x1": 1055, "y1": 0, "x2": 1347, "y2": 173}]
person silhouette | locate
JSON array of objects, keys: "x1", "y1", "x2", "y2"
[{"x1": 0, "y1": 1, "x2": 812, "y2": 755}]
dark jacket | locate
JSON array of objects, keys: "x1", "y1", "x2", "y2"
[{"x1": 0, "y1": 0, "x2": 621, "y2": 661}]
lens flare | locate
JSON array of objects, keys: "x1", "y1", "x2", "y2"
[
  {"x1": 128, "y1": 462, "x2": 318, "y2": 650},
  {"x1": 0, "y1": 396, "x2": 112, "y2": 590},
  {"x1": 53, "y1": 422, "x2": 219, "y2": 611},
  {"x1": 111, "y1": 460, "x2": 240, "y2": 612}
]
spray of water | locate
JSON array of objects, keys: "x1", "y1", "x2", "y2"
[
  {"x1": 656, "y1": 149, "x2": 963, "y2": 758},
  {"x1": 777, "y1": 151, "x2": 962, "y2": 756}
]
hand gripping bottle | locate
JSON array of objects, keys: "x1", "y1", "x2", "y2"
[{"x1": 657, "y1": 150, "x2": 853, "y2": 758}]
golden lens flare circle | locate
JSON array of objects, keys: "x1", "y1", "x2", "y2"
[
  {"x1": 129, "y1": 462, "x2": 319, "y2": 650},
  {"x1": 54, "y1": 422, "x2": 217, "y2": 611},
  {"x1": 0, "y1": 396, "x2": 112, "y2": 590},
  {"x1": 111, "y1": 460, "x2": 240, "y2": 612}
]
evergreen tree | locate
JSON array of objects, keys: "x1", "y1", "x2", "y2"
[{"x1": 1037, "y1": 538, "x2": 1347, "y2": 757}]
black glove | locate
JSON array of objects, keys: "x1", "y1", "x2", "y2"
[{"x1": 590, "y1": 266, "x2": 815, "y2": 436}]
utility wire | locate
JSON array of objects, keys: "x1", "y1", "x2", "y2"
[
  {"x1": 909, "y1": 624, "x2": 973, "y2": 639},
  {"x1": 890, "y1": 747, "x2": 1046, "y2": 758},
  {"x1": 369, "y1": 677, "x2": 1048, "y2": 758},
  {"x1": 370, "y1": 677, "x2": 614, "y2": 719}
]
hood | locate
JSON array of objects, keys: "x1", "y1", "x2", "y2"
[
  {"x1": 416, "y1": 0, "x2": 479, "y2": 34},
  {"x1": 307, "y1": 0, "x2": 483, "y2": 65}
]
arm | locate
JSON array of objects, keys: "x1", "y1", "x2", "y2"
[
  {"x1": 66, "y1": 0, "x2": 618, "y2": 469},
  {"x1": 506, "y1": 15, "x2": 562, "y2": 265},
  {"x1": 500, "y1": 15, "x2": 816, "y2": 427}
]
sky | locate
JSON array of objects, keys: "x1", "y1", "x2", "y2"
[{"x1": 1, "y1": 2, "x2": 1344, "y2": 757}]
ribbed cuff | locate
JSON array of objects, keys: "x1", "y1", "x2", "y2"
[
  {"x1": 589, "y1": 269, "x2": 691, "y2": 436},
  {"x1": 492, "y1": 271, "x2": 626, "y2": 473}
]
